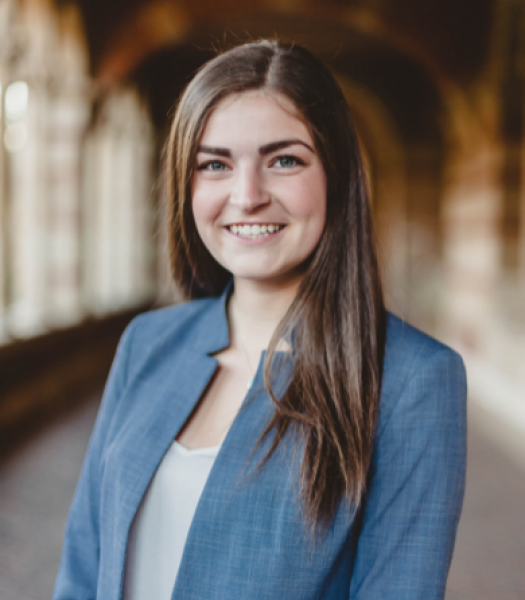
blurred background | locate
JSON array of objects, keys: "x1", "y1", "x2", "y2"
[{"x1": 0, "y1": 0, "x2": 523, "y2": 598}]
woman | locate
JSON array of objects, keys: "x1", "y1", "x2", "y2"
[{"x1": 53, "y1": 40, "x2": 467, "y2": 600}]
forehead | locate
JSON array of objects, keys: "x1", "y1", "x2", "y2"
[{"x1": 200, "y1": 91, "x2": 312, "y2": 142}]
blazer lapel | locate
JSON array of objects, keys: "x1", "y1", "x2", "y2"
[
  {"x1": 107, "y1": 279, "x2": 298, "y2": 599},
  {"x1": 109, "y1": 349, "x2": 219, "y2": 596},
  {"x1": 110, "y1": 284, "x2": 234, "y2": 596},
  {"x1": 171, "y1": 351, "x2": 296, "y2": 600}
]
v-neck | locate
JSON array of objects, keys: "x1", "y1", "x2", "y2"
[
  {"x1": 114, "y1": 282, "x2": 295, "y2": 600},
  {"x1": 172, "y1": 440, "x2": 222, "y2": 457},
  {"x1": 117, "y1": 346, "x2": 277, "y2": 600}
]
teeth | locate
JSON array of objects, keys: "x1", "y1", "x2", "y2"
[{"x1": 228, "y1": 224, "x2": 283, "y2": 239}]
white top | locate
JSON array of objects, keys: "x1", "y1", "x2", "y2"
[{"x1": 123, "y1": 440, "x2": 221, "y2": 600}]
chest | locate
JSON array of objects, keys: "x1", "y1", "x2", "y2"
[
  {"x1": 98, "y1": 349, "x2": 361, "y2": 599},
  {"x1": 176, "y1": 346, "x2": 262, "y2": 449}
]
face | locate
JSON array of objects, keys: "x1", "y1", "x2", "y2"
[{"x1": 191, "y1": 91, "x2": 327, "y2": 288}]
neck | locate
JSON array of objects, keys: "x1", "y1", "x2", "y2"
[{"x1": 228, "y1": 276, "x2": 301, "y2": 352}]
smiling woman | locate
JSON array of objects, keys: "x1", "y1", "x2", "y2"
[
  {"x1": 53, "y1": 40, "x2": 467, "y2": 600},
  {"x1": 192, "y1": 91, "x2": 326, "y2": 286}
]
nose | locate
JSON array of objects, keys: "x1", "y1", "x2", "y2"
[{"x1": 230, "y1": 164, "x2": 270, "y2": 212}]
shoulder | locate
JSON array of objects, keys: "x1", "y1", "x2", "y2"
[
  {"x1": 119, "y1": 295, "x2": 225, "y2": 374},
  {"x1": 384, "y1": 310, "x2": 463, "y2": 359},
  {"x1": 378, "y1": 312, "x2": 467, "y2": 438},
  {"x1": 128, "y1": 297, "x2": 217, "y2": 345},
  {"x1": 383, "y1": 311, "x2": 466, "y2": 385}
]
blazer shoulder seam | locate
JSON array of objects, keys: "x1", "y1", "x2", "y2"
[{"x1": 377, "y1": 345, "x2": 462, "y2": 440}]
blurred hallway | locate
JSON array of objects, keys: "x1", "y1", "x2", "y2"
[
  {"x1": 1, "y1": 1, "x2": 525, "y2": 597},
  {"x1": 0, "y1": 393, "x2": 523, "y2": 600}
]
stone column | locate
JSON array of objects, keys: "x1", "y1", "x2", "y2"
[
  {"x1": 5, "y1": 77, "x2": 49, "y2": 337},
  {"x1": 3, "y1": 0, "x2": 55, "y2": 337},
  {"x1": 44, "y1": 5, "x2": 90, "y2": 327},
  {"x1": 0, "y1": 59, "x2": 7, "y2": 343},
  {"x1": 81, "y1": 87, "x2": 156, "y2": 315},
  {"x1": 440, "y1": 134, "x2": 502, "y2": 352},
  {"x1": 0, "y1": 0, "x2": 18, "y2": 342}
]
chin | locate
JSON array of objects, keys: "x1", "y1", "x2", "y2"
[
  {"x1": 230, "y1": 268, "x2": 281, "y2": 281},
  {"x1": 232, "y1": 271, "x2": 280, "y2": 282},
  {"x1": 233, "y1": 268, "x2": 306, "y2": 287}
]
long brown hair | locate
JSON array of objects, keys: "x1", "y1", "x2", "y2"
[{"x1": 166, "y1": 40, "x2": 386, "y2": 532}]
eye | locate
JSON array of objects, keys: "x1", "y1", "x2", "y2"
[
  {"x1": 197, "y1": 160, "x2": 227, "y2": 171},
  {"x1": 272, "y1": 155, "x2": 305, "y2": 168}
]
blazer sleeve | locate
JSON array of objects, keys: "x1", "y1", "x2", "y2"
[
  {"x1": 52, "y1": 317, "x2": 139, "y2": 600},
  {"x1": 349, "y1": 348, "x2": 467, "y2": 600}
]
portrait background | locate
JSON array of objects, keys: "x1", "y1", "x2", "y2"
[{"x1": 0, "y1": 1, "x2": 524, "y2": 599}]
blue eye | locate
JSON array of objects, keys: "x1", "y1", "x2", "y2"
[
  {"x1": 274, "y1": 155, "x2": 304, "y2": 168},
  {"x1": 198, "y1": 160, "x2": 226, "y2": 171}
]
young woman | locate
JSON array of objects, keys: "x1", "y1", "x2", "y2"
[{"x1": 53, "y1": 40, "x2": 467, "y2": 600}]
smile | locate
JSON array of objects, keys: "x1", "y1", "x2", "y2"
[{"x1": 226, "y1": 224, "x2": 286, "y2": 239}]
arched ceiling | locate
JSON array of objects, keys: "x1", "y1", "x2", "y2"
[
  {"x1": 132, "y1": 20, "x2": 443, "y2": 147},
  {"x1": 72, "y1": 0, "x2": 494, "y2": 84},
  {"x1": 66, "y1": 0, "x2": 495, "y2": 149}
]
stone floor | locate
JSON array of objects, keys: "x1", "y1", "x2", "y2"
[{"x1": 0, "y1": 394, "x2": 523, "y2": 600}]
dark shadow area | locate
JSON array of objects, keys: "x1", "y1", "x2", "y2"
[{"x1": 0, "y1": 308, "x2": 147, "y2": 455}]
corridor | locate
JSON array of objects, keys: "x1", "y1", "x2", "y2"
[{"x1": 1, "y1": 1, "x2": 525, "y2": 599}]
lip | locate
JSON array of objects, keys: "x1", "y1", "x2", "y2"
[
  {"x1": 223, "y1": 224, "x2": 286, "y2": 244},
  {"x1": 224, "y1": 222, "x2": 286, "y2": 227}
]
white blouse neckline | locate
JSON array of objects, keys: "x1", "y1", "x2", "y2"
[{"x1": 172, "y1": 439, "x2": 221, "y2": 457}]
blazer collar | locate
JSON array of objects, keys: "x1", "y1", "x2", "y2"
[{"x1": 190, "y1": 279, "x2": 233, "y2": 356}]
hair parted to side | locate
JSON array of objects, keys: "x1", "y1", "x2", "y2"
[{"x1": 166, "y1": 39, "x2": 386, "y2": 533}]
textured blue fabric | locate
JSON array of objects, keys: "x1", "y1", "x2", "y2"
[{"x1": 52, "y1": 285, "x2": 467, "y2": 600}]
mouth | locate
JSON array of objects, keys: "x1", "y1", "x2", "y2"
[{"x1": 225, "y1": 223, "x2": 286, "y2": 240}]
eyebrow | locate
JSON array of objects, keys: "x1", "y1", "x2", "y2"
[{"x1": 197, "y1": 138, "x2": 315, "y2": 157}]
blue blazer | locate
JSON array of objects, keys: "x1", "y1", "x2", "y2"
[{"x1": 53, "y1": 284, "x2": 467, "y2": 600}]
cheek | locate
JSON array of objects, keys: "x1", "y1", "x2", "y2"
[
  {"x1": 191, "y1": 182, "x2": 218, "y2": 236},
  {"x1": 293, "y1": 174, "x2": 327, "y2": 232},
  {"x1": 191, "y1": 193, "x2": 205, "y2": 234},
  {"x1": 304, "y1": 186, "x2": 327, "y2": 249},
  {"x1": 307, "y1": 202, "x2": 327, "y2": 248}
]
